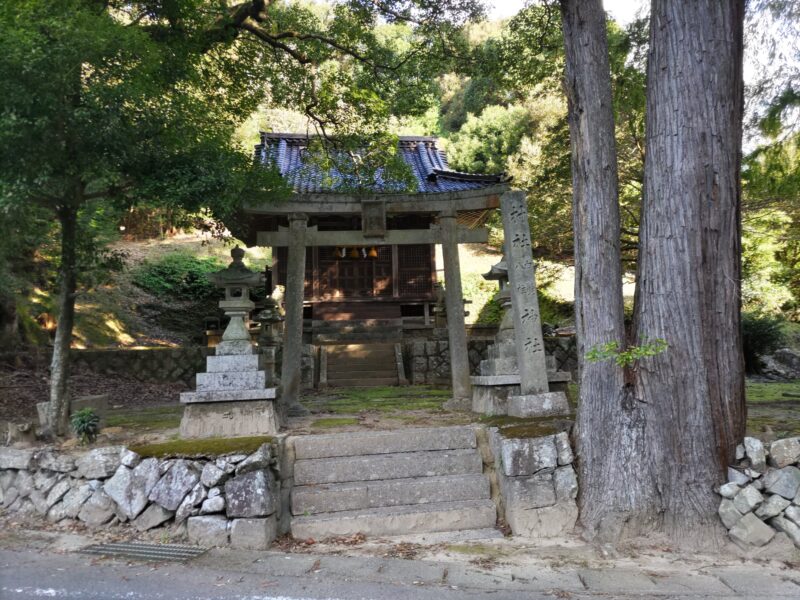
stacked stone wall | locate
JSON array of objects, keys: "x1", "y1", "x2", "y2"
[
  {"x1": 405, "y1": 337, "x2": 577, "y2": 386},
  {"x1": 405, "y1": 340, "x2": 491, "y2": 385},
  {"x1": 71, "y1": 347, "x2": 213, "y2": 384},
  {"x1": 0, "y1": 443, "x2": 280, "y2": 549},
  {"x1": 488, "y1": 429, "x2": 578, "y2": 537},
  {"x1": 718, "y1": 436, "x2": 800, "y2": 552}
]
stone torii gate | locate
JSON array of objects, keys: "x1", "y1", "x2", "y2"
[
  {"x1": 254, "y1": 201, "x2": 492, "y2": 414},
  {"x1": 237, "y1": 133, "x2": 557, "y2": 419}
]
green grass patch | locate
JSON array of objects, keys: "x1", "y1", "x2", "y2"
[
  {"x1": 310, "y1": 417, "x2": 360, "y2": 428},
  {"x1": 129, "y1": 435, "x2": 273, "y2": 458},
  {"x1": 303, "y1": 386, "x2": 449, "y2": 414},
  {"x1": 105, "y1": 406, "x2": 182, "y2": 431},
  {"x1": 745, "y1": 380, "x2": 800, "y2": 403}
]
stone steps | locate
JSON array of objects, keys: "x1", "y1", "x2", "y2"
[
  {"x1": 294, "y1": 448, "x2": 482, "y2": 486},
  {"x1": 324, "y1": 343, "x2": 400, "y2": 388},
  {"x1": 326, "y1": 377, "x2": 398, "y2": 388},
  {"x1": 292, "y1": 473, "x2": 490, "y2": 515},
  {"x1": 327, "y1": 370, "x2": 396, "y2": 380},
  {"x1": 294, "y1": 426, "x2": 477, "y2": 459},
  {"x1": 289, "y1": 426, "x2": 496, "y2": 539},
  {"x1": 292, "y1": 499, "x2": 496, "y2": 539},
  {"x1": 314, "y1": 332, "x2": 401, "y2": 343}
]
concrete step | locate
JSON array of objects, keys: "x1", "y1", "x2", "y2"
[
  {"x1": 327, "y1": 370, "x2": 397, "y2": 380},
  {"x1": 314, "y1": 333, "x2": 401, "y2": 343},
  {"x1": 292, "y1": 473, "x2": 490, "y2": 515},
  {"x1": 195, "y1": 370, "x2": 265, "y2": 392},
  {"x1": 293, "y1": 426, "x2": 477, "y2": 460},
  {"x1": 325, "y1": 343, "x2": 396, "y2": 353},
  {"x1": 313, "y1": 323, "x2": 402, "y2": 334},
  {"x1": 291, "y1": 499, "x2": 497, "y2": 539},
  {"x1": 327, "y1": 355, "x2": 396, "y2": 364},
  {"x1": 294, "y1": 448, "x2": 482, "y2": 486},
  {"x1": 327, "y1": 377, "x2": 398, "y2": 387}
]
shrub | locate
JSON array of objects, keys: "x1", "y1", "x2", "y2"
[
  {"x1": 742, "y1": 312, "x2": 786, "y2": 373},
  {"x1": 132, "y1": 253, "x2": 223, "y2": 301},
  {"x1": 71, "y1": 408, "x2": 100, "y2": 445}
]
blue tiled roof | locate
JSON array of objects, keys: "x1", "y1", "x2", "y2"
[{"x1": 256, "y1": 133, "x2": 507, "y2": 195}]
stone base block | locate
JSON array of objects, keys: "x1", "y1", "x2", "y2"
[
  {"x1": 188, "y1": 515, "x2": 229, "y2": 546},
  {"x1": 180, "y1": 400, "x2": 279, "y2": 439},
  {"x1": 506, "y1": 500, "x2": 578, "y2": 538},
  {"x1": 471, "y1": 381, "x2": 520, "y2": 416},
  {"x1": 507, "y1": 392, "x2": 570, "y2": 418},
  {"x1": 230, "y1": 516, "x2": 277, "y2": 549},
  {"x1": 291, "y1": 499, "x2": 497, "y2": 540}
]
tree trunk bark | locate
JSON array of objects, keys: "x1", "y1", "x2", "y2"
[
  {"x1": 631, "y1": 0, "x2": 746, "y2": 544},
  {"x1": 560, "y1": 0, "x2": 659, "y2": 543},
  {"x1": 47, "y1": 203, "x2": 79, "y2": 437}
]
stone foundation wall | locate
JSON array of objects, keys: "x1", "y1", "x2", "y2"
[
  {"x1": 718, "y1": 436, "x2": 800, "y2": 553},
  {"x1": 0, "y1": 425, "x2": 584, "y2": 543},
  {"x1": 0, "y1": 444, "x2": 281, "y2": 550},
  {"x1": 544, "y1": 336, "x2": 578, "y2": 377},
  {"x1": 405, "y1": 340, "x2": 491, "y2": 385},
  {"x1": 488, "y1": 429, "x2": 579, "y2": 537},
  {"x1": 405, "y1": 337, "x2": 577, "y2": 386},
  {"x1": 71, "y1": 347, "x2": 214, "y2": 384}
]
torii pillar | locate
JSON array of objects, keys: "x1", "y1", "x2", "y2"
[
  {"x1": 280, "y1": 213, "x2": 310, "y2": 418},
  {"x1": 440, "y1": 211, "x2": 472, "y2": 407}
]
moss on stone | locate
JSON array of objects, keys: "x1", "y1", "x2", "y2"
[
  {"x1": 129, "y1": 435, "x2": 273, "y2": 458},
  {"x1": 479, "y1": 414, "x2": 572, "y2": 439}
]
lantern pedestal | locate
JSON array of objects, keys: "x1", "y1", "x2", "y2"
[{"x1": 179, "y1": 247, "x2": 279, "y2": 438}]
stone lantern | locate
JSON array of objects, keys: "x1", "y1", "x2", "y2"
[
  {"x1": 179, "y1": 246, "x2": 278, "y2": 438},
  {"x1": 255, "y1": 266, "x2": 283, "y2": 386},
  {"x1": 208, "y1": 246, "x2": 263, "y2": 354}
]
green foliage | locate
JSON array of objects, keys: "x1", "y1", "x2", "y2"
[
  {"x1": 447, "y1": 104, "x2": 533, "y2": 174},
  {"x1": 70, "y1": 408, "x2": 100, "y2": 445},
  {"x1": 461, "y1": 273, "x2": 503, "y2": 325},
  {"x1": 741, "y1": 312, "x2": 787, "y2": 373},
  {"x1": 743, "y1": 133, "x2": 800, "y2": 318},
  {"x1": 434, "y1": 6, "x2": 647, "y2": 260},
  {"x1": 132, "y1": 254, "x2": 224, "y2": 301},
  {"x1": 586, "y1": 338, "x2": 668, "y2": 368},
  {"x1": 741, "y1": 209, "x2": 794, "y2": 314}
]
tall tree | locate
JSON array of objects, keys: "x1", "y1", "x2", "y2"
[{"x1": 560, "y1": 0, "x2": 746, "y2": 546}]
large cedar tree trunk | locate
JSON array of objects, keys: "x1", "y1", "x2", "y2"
[
  {"x1": 632, "y1": 0, "x2": 746, "y2": 542},
  {"x1": 561, "y1": 0, "x2": 746, "y2": 547},
  {"x1": 47, "y1": 204, "x2": 79, "y2": 436},
  {"x1": 560, "y1": 0, "x2": 659, "y2": 543}
]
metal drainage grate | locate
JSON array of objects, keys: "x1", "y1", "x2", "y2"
[{"x1": 80, "y1": 542, "x2": 208, "y2": 562}]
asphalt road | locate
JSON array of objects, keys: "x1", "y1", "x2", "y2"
[
  {"x1": 2, "y1": 542, "x2": 800, "y2": 600},
  {"x1": 0, "y1": 547, "x2": 574, "y2": 600}
]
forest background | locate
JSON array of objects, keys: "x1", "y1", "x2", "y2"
[{"x1": 0, "y1": 0, "x2": 797, "y2": 364}]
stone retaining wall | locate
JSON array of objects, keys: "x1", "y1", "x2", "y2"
[
  {"x1": 71, "y1": 347, "x2": 213, "y2": 384},
  {"x1": 0, "y1": 426, "x2": 583, "y2": 543},
  {"x1": 404, "y1": 340, "x2": 491, "y2": 385},
  {"x1": 718, "y1": 436, "x2": 800, "y2": 552},
  {"x1": 488, "y1": 429, "x2": 578, "y2": 537},
  {"x1": 0, "y1": 444, "x2": 280, "y2": 550},
  {"x1": 404, "y1": 336, "x2": 578, "y2": 386}
]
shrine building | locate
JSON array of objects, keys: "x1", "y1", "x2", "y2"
[{"x1": 238, "y1": 133, "x2": 511, "y2": 411}]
